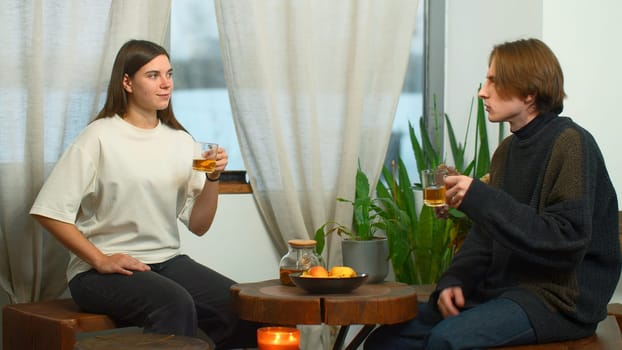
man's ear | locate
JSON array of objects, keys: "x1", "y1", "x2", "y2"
[
  {"x1": 122, "y1": 74, "x2": 132, "y2": 93},
  {"x1": 524, "y1": 93, "x2": 537, "y2": 111}
]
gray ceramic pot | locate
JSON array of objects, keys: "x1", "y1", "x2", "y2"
[{"x1": 341, "y1": 238, "x2": 389, "y2": 284}]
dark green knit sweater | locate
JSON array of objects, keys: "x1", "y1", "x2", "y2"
[{"x1": 433, "y1": 113, "x2": 620, "y2": 343}]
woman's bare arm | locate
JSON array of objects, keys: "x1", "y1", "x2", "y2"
[{"x1": 31, "y1": 215, "x2": 150, "y2": 275}]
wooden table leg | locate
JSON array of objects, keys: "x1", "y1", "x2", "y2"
[
  {"x1": 344, "y1": 325, "x2": 376, "y2": 350},
  {"x1": 333, "y1": 325, "x2": 349, "y2": 350}
]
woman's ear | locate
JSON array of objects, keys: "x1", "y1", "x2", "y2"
[{"x1": 122, "y1": 74, "x2": 132, "y2": 93}]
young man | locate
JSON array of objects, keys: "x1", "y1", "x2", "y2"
[{"x1": 364, "y1": 38, "x2": 620, "y2": 349}]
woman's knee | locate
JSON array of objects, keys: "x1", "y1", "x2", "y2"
[
  {"x1": 145, "y1": 288, "x2": 197, "y2": 335},
  {"x1": 151, "y1": 286, "x2": 196, "y2": 318}
]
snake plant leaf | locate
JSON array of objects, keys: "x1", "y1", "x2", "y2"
[
  {"x1": 474, "y1": 96, "x2": 490, "y2": 178},
  {"x1": 397, "y1": 158, "x2": 417, "y2": 224},
  {"x1": 419, "y1": 117, "x2": 440, "y2": 169},
  {"x1": 409, "y1": 121, "x2": 426, "y2": 176},
  {"x1": 445, "y1": 114, "x2": 466, "y2": 173}
]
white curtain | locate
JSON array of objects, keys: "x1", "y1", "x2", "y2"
[
  {"x1": 0, "y1": 0, "x2": 171, "y2": 304},
  {"x1": 215, "y1": 1, "x2": 418, "y2": 348},
  {"x1": 215, "y1": 0, "x2": 418, "y2": 265}
]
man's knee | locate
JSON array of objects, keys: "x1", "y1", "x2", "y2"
[{"x1": 425, "y1": 327, "x2": 456, "y2": 350}]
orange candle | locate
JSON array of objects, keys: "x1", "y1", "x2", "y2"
[{"x1": 257, "y1": 327, "x2": 300, "y2": 350}]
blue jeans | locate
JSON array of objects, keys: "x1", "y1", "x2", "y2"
[
  {"x1": 69, "y1": 254, "x2": 260, "y2": 349},
  {"x1": 364, "y1": 297, "x2": 536, "y2": 350}
]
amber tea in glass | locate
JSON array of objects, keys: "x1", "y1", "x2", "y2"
[
  {"x1": 192, "y1": 159, "x2": 216, "y2": 173},
  {"x1": 279, "y1": 268, "x2": 304, "y2": 286},
  {"x1": 193, "y1": 142, "x2": 218, "y2": 173},
  {"x1": 421, "y1": 168, "x2": 448, "y2": 207}
]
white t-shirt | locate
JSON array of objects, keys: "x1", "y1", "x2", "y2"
[{"x1": 30, "y1": 115, "x2": 205, "y2": 281}]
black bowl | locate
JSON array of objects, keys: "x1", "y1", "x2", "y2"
[{"x1": 289, "y1": 273, "x2": 368, "y2": 294}]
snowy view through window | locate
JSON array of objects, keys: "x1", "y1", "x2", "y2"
[{"x1": 171, "y1": 0, "x2": 423, "y2": 174}]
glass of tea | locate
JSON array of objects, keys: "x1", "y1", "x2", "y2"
[
  {"x1": 193, "y1": 142, "x2": 218, "y2": 173},
  {"x1": 421, "y1": 168, "x2": 448, "y2": 207}
]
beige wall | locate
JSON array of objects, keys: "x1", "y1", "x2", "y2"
[
  {"x1": 542, "y1": 0, "x2": 622, "y2": 302},
  {"x1": 444, "y1": 0, "x2": 543, "y2": 139},
  {"x1": 179, "y1": 194, "x2": 280, "y2": 283},
  {"x1": 543, "y1": 0, "x2": 622, "y2": 205}
]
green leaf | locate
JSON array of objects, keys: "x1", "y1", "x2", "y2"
[
  {"x1": 313, "y1": 223, "x2": 328, "y2": 256},
  {"x1": 315, "y1": 90, "x2": 491, "y2": 285},
  {"x1": 445, "y1": 114, "x2": 465, "y2": 172},
  {"x1": 420, "y1": 117, "x2": 439, "y2": 169},
  {"x1": 474, "y1": 96, "x2": 490, "y2": 178},
  {"x1": 355, "y1": 167, "x2": 371, "y2": 200},
  {"x1": 409, "y1": 121, "x2": 426, "y2": 175}
]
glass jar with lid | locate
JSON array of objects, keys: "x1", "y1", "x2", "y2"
[{"x1": 279, "y1": 239, "x2": 323, "y2": 286}]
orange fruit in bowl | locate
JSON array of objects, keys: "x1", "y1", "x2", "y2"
[
  {"x1": 329, "y1": 266, "x2": 357, "y2": 278},
  {"x1": 303, "y1": 266, "x2": 329, "y2": 277}
]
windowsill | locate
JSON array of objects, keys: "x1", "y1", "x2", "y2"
[
  {"x1": 220, "y1": 182, "x2": 252, "y2": 194},
  {"x1": 218, "y1": 171, "x2": 252, "y2": 194}
]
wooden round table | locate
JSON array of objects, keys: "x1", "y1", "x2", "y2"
[{"x1": 230, "y1": 279, "x2": 419, "y2": 349}]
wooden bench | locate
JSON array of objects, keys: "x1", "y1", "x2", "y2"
[
  {"x1": 608, "y1": 303, "x2": 622, "y2": 332},
  {"x1": 3, "y1": 298, "x2": 120, "y2": 350},
  {"x1": 494, "y1": 315, "x2": 621, "y2": 349}
]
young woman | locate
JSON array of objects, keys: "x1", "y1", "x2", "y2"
[
  {"x1": 364, "y1": 38, "x2": 620, "y2": 349},
  {"x1": 30, "y1": 39, "x2": 257, "y2": 348}
]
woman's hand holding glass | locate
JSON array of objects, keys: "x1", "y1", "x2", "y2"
[
  {"x1": 193, "y1": 142, "x2": 228, "y2": 181},
  {"x1": 210, "y1": 146, "x2": 229, "y2": 179},
  {"x1": 193, "y1": 142, "x2": 219, "y2": 173}
]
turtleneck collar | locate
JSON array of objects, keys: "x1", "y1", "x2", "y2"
[{"x1": 513, "y1": 112, "x2": 557, "y2": 140}]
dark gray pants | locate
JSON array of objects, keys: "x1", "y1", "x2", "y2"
[{"x1": 69, "y1": 254, "x2": 258, "y2": 349}]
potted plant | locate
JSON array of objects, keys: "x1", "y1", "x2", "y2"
[
  {"x1": 315, "y1": 91, "x2": 503, "y2": 286},
  {"x1": 314, "y1": 167, "x2": 396, "y2": 283},
  {"x1": 377, "y1": 92, "x2": 502, "y2": 285}
]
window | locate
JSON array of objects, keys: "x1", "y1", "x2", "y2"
[
  {"x1": 388, "y1": 1, "x2": 425, "y2": 174},
  {"x1": 170, "y1": 0, "x2": 242, "y2": 169},
  {"x1": 171, "y1": 0, "x2": 428, "y2": 175}
]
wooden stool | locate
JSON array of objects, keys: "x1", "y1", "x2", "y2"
[
  {"x1": 607, "y1": 303, "x2": 622, "y2": 332},
  {"x1": 3, "y1": 298, "x2": 121, "y2": 350},
  {"x1": 74, "y1": 333, "x2": 211, "y2": 350}
]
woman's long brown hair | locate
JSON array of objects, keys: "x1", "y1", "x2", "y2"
[{"x1": 93, "y1": 39, "x2": 187, "y2": 132}]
